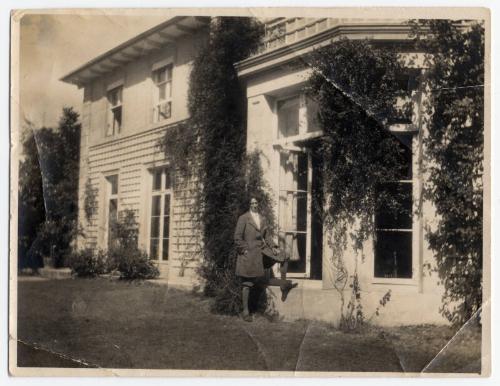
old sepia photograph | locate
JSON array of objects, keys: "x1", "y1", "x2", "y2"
[{"x1": 9, "y1": 7, "x2": 490, "y2": 377}]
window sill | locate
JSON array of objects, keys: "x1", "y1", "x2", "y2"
[
  {"x1": 371, "y1": 278, "x2": 417, "y2": 286},
  {"x1": 272, "y1": 130, "x2": 323, "y2": 149},
  {"x1": 151, "y1": 117, "x2": 175, "y2": 131}
]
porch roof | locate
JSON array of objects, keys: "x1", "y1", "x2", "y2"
[{"x1": 235, "y1": 21, "x2": 415, "y2": 79}]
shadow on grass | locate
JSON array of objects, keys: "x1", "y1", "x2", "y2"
[{"x1": 15, "y1": 277, "x2": 482, "y2": 373}]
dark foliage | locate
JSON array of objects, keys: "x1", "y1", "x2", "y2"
[
  {"x1": 18, "y1": 108, "x2": 81, "y2": 268},
  {"x1": 161, "y1": 17, "x2": 264, "y2": 313},
  {"x1": 189, "y1": 18, "x2": 264, "y2": 299},
  {"x1": 308, "y1": 38, "x2": 409, "y2": 245},
  {"x1": 107, "y1": 209, "x2": 159, "y2": 280},
  {"x1": 67, "y1": 248, "x2": 107, "y2": 277},
  {"x1": 411, "y1": 20, "x2": 484, "y2": 326},
  {"x1": 307, "y1": 38, "x2": 407, "y2": 329},
  {"x1": 18, "y1": 126, "x2": 46, "y2": 269}
]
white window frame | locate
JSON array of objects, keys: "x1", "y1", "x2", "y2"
[
  {"x1": 277, "y1": 148, "x2": 313, "y2": 279},
  {"x1": 152, "y1": 64, "x2": 173, "y2": 123},
  {"x1": 272, "y1": 92, "x2": 320, "y2": 279},
  {"x1": 147, "y1": 167, "x2": 173, "y2": 262},
  {"x1": 371, "y1": 131, "x2": 420, "y2": 286},
  {"x1": 103, "y1": 173, "x2": 119, "y2": 249},
  {"x1": 106, "y1": 86, "x2": 123, "y2": 136},
  {"x1": 275, "y1": 93, "x2": 322, "y2": 145}
]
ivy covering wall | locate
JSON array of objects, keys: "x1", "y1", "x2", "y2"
[{"x1": 162, "y1": 17, "x2": 265, "y2": 313}]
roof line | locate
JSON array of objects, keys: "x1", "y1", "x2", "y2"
[{"x1": 60, "y1": 16, "x2": 191, "y2": 83}]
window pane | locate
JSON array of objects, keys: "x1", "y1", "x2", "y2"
[
  {"x1": 297, "y1": 152, "x2": 308, "y2": 191},
  {"x1": 392, "y1": 133, "x2": 412, "y2": 179},
  {"x1": 150, "y1": 239, "x2": 159, "y2": 260},
  {"x1": 107, "y1": 175, "x2": 118, "y2": 195},
  {"x1": 164, "y1": 170, "x2": 172, "y2": 190},
  {"x1": 108, "y1": 198, "x2": 118, "y2": 220},
  {"x1": 162, "y1": 239, "x2": 169, "y2": 261},
  {"x1": 306, "y1": 97, "x2": 320, "y2": 133},
  {"x1": 150, "y1": 216, "x2": 160, "y2": 238},
  {"x1": 163, "y1": 194, "x2": 171, "y2": 238},
  {"x1": 165, "y1": 81, "x2": 172, "y2": 99},
  {"x1": 375, "y1": 231, "x2": 412, "y2": 278},
  {"x1": 153, "y1": 170, "x2": 162, "y2": 191},
  {"x1": 375, "y1": 182, "x2": 412, "y2": 229},
  {"x1": 156, "y1": 67, "x2": 166, "y2": 83},
  {"x1": 112, "y1": 106, "x2": 122, "y2": 132},
  {"x1": 151, "y1": 195, "x2": 161, "y2": 216},
  {"x1": 278, "y1": 96, "x2": 300, "y2": 138},
  {"x1": 158, "y1": 102, "x2": 171, "y2": 120},
  {"x1": 158, "y1": 84, "x2": 166, "y2": 100},
  {"x1": 296, "y1": 193, "x2": 307, "y2": 232},
  {"x1": 164, "y1": 194, "x2": 171, "y2": 214},
  {"x1": 163, "y1": 216, "x2": 170, "y2": 239},
  {"x1": 280, "y1": 232, "x2": 306, "y2": 273}
]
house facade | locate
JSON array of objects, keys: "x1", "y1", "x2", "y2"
[
  {"x1": 62, "y1": 17, "x2": 210, "y2": 282},
  {"x1": 62, "y1": 17, "x2": 447, "y2": 325}
]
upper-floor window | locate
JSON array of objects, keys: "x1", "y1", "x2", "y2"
[
  {"x1": 153, "y1": 64, "x2": 173, "y2": 123},
  {"x1": 390, "y1": 70, "x2": 420, "y2": 124},
  {"x1": 106, "y1": 86, "x2": 122, "y2": 136},
  {"x1": 277, "y1": 94, "x2": 320, "y2": 139}
]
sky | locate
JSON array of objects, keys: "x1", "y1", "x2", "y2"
[{"x1": 18, "y1": 11, "x2": 172, "y2": 129}]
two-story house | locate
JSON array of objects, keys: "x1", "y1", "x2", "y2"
[
  {"x1": 61, "y1": 16, "x2": 210, "y2": 282},
  {"x1": 63, "y1": 16, "x2": 448, "y2": 325}
]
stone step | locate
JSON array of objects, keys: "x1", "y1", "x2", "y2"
[{"x1": 38, "y1": 267, "x2": 72, "y2": 280}]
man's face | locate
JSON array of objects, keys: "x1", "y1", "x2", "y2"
[{"x1": 250, "y1": 199, "x2": 258, "y2": 212}]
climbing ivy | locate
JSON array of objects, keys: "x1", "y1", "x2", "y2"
[
  {"x1": 307, "y1": 38, "x2": 408, "y2": 329},
  {"x1": 161, "y1": 17, "x2": 264, "y2": 313},
  {"x1": 411, "y1": 20, "x2": 484, "y2": 326}
]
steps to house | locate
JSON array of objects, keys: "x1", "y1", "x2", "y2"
[{"x1": 38, "y1": 267, "x2": 72, "y2": 280}]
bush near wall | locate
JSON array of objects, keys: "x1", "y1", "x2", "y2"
[
  {"x1": 67, "y1": 248, "x2": 107, "y2": 277},
  {"x1": 106, "y1": 209, "x2": 159, "y2": 280},
  {"x1": 107, "y1": 246, "x2": 159, "y2": 280}
]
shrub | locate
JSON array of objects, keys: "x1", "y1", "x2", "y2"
[
  {"x1": 107, "y1": 245, "x2": 159, "y2": 280},
  {"x1": 67, "y1": 248, "x2": 106, "y2": 277}
]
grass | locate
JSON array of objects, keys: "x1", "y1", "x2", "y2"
[{"x1": 16, "y1": 277, "x2": 481, "y2": 373}]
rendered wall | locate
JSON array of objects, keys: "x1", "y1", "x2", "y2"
[{"x1": 244, "y1": 60, "x2": 447, "y2": 325}]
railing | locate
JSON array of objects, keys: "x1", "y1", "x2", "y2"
[{"x1": 260, "y1": 18, "x2": 344, "y2": 53}]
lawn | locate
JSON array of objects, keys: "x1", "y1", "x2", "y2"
[{"x1": 16, "y1": 277, "x2": 481, "y2": 373}]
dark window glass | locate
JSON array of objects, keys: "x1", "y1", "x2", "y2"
[
  {"x1": 151, "y1": 195, "x2": 161, "y2": 216},
  {"x1": 297, "y1": 152, "x2": 308, "y2": 191},
  {"x1": 162, "y1": 239, "x2": 169, "y2": 261},
  {"x1": 112, "y1": 106, "x2": 122, "y2": 132},
  {"x1": 392, "y1": 134, "x2": 412, "y2": 180},
  {"x1": 108, "y1": 199, "x2": 117, "y2": 220},
  {"x1": 150, "y1": 216, "x2": 160, "y2": 238},
  {"x1": 374, "y1": 231, "x2": 412, "y2": 278},
  {"x1": 375, "y1": 182, "x2": 412, "y2": 229},
  {"x1": 150, "y1": 239, "x2": 159, "y2": 260},
  {"x1": 153, "y1": 170, "x2": 162, "y2": 191},
  {"x1": 108, "y1": 175, "x2": 118, "y2": 195},
  {"x1": 164, "y1": 170, "x2": 172, "y2": 190},
  {"x1": 296, "y1": 193, "x2": 307, "y2": 232}
]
